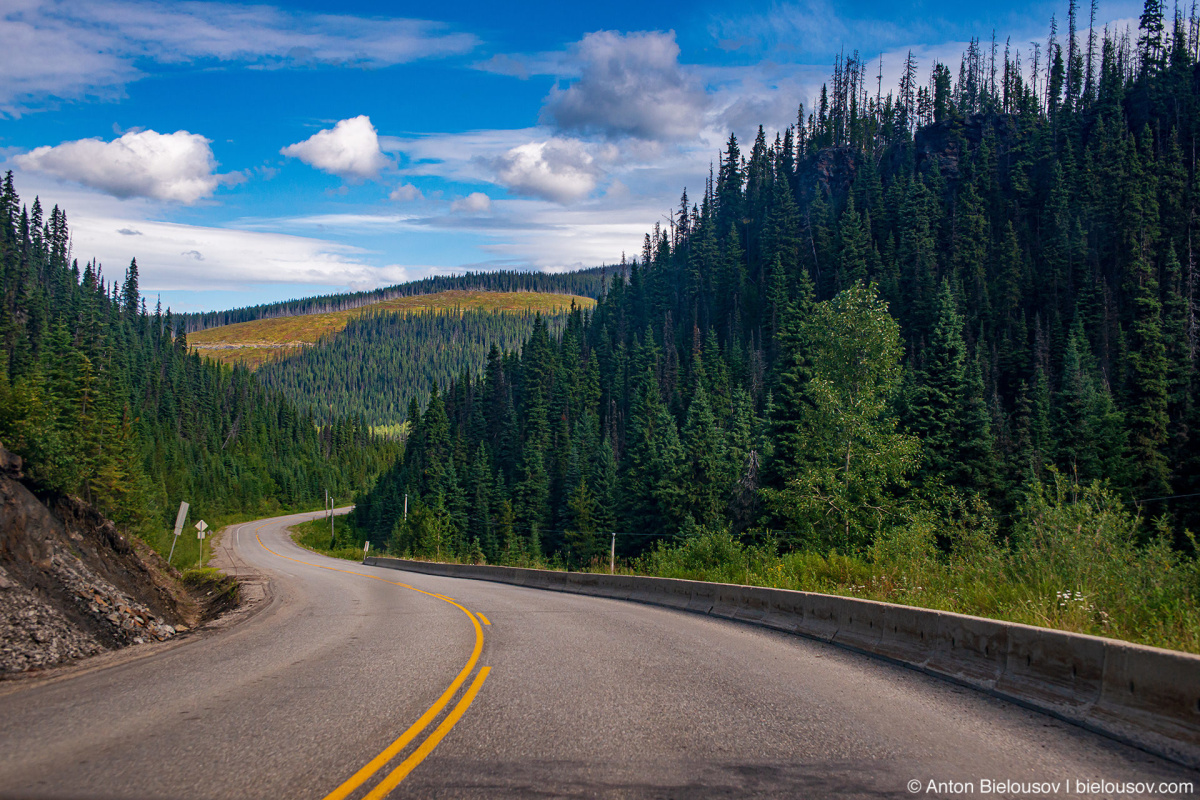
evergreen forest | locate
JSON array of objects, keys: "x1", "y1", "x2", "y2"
[
  {"x1": 348, "y1": 1, "x2": 1200, "y2": 649},
  {"x1": 0, "y1": 174, "x2": 401, "y2": 546},
  {"x1": 258, "y1": 308, "x2": 577, "y2": 427}
]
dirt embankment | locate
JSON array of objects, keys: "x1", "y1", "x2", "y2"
[{"x1": 0, "y1": 444, "x2": 234, "y2": 675}]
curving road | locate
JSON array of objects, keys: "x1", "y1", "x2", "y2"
[{"x1": 0, "y1": 509, "x2": 1196, "y2": 799}]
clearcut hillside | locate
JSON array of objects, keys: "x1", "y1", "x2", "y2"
[{"x1": 188, "y1": 290, "x2": 594, "y2": 369}]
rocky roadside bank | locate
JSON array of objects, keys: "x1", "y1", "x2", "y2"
[{"x1": 0, "y1": 444, "x2": 231, "y2": 676}]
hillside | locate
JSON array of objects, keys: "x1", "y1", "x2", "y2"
[
  {"x1": 189, "y1": 290, "x2": 595, "y2": 369},
  {"x1": 257, "y1": 308, "x2": 578, "y2": 427},
  {"x1": 180, "y1": 268, "x2": 609, "y2": 333}
]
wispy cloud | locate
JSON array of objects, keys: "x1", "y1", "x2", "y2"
[
  {"x1": 0, "y1": 0, "x2": 479, "y2": 115},
  {"x1": 69, "y1": 214, "x2": 383, "y2": 292},
  {"x1": 472, "y1": 50, "x2": 571, "y2": 80},
  {"x1": 706, "y1": 0, "x2": 966, "y2": 62}
]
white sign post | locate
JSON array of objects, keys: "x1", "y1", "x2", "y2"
[
  {"x1": 195, "y1": 520, "x2": 208, "y2": 569},
  {"x1": 168, "y1": 501, "x2": 189, "y2": 565},
  {"x1": 363, "y1": 541, "x2": 370, "y2": 562}
]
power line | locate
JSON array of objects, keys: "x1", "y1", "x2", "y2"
[{"x1": 1134, "y1": 491, "x2": 1200, "y2": 505}]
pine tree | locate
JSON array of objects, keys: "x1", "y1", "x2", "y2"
[
  {"x1": 908, "y1": 282, "x2": 970, "y2": 485},
  {"x1": 837, "y1": 195, "x2": 870, "y2": 287},
  {"x1": 682, "y1": 380, "x2": 725, "y2": 524},
  {"x1": 122, "y1": 259, "x2": 140, "y2": 323},
  {"x1": 564, "y1": 480, "x2": 599, "y2": 565},
  {"x1": 1125, "y1": 243, "x2": 1172, "y2": 496}
]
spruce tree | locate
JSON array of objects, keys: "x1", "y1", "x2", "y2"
[
  {"x1": 909, "y1": 281, "x2": 968, "y2": 483},
  {"x1": 1125, "y1": 244, "x2": 1172, "y2": 496}
]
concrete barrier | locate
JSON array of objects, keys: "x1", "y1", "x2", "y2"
[{"x1": 362, "y1": 556, "x2": 1200, "y2": 768}]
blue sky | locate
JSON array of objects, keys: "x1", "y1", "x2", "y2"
[{"x1": 1, "y1": 0, "x2": 1142, "y2": 312}]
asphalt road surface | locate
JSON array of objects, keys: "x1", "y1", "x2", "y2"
[{"x1": 1, "y1": 509, "x2": 1197, "y2": 799}]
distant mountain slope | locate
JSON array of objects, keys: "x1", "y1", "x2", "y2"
[
  {"x1": 189, "y1": 290, "x2": 595, "y2": 369},
  {"x1": 257, "y1": 307, "x2": 581, "y2": 428},
  {"x1": 179, "y1": 268, "x2": 611, "y2": 333}
]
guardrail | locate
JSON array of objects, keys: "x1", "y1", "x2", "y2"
[{"x1": 363, "y1": 555, "x2": 1200, "y2": 769}]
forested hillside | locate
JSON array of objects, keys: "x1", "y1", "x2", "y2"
[
  {"x1": 0, "y1": 174, "x2": 400, "y2": 540},
  {"x1": 352, "y1": 0, "x2": 1200, "y2": 577},
  {"x1": 188, "y1": 289, "x2": 592, "y2": 369},
  {"x1": 258, "y1": 307, "x2": 580, "y2": 427},
  {"x1": 180, "y1": 267, "x2": 608, "y2": 332}
]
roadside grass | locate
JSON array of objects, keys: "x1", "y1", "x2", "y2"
[
  {"x1": 180, "y1": 567, "x2": 239, "y2": 600},
  {"x1": 389, "y1": 539, "x2": 1200, "y2": 654},
  {"x1": 632, "y1": 534, "x2": 1200, "y2": 654},
  {"x1": 138, "y1": 519, "x2": 228, "y2": 572},
  {"x1": 633, "y1": 480, "x2": 1200, "y2": 655},
  {"x1": 290, "y1": 517, "x2": 367, "y2": 562},
  {"x1": 189, "y1": 290, "x2": 596, "y2": 369},
  {"x1": 377, "y1": 476, "x2": 1200, "y2": 655},
  {"x1": 137, "y1": 503, "x2": 329, "y2": 571}
]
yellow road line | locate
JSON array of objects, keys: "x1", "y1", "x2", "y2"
[
  {"x1": 363, "y1": 667, "x2": 492, "y2": 800},
  {"x1": 249, "y1": 525, "x2": 488, "y2": 799},
  {"x1": 475, "y1": 611, "x2": 491, "y2": 626}
]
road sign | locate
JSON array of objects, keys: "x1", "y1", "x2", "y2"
[
  {"x1": 195, "y1": 520, "x2": 208, "y2": 569},
  {"x1": 168, "y1": 501, "x2": 190, "y2": 564},
  {"x1": 173, "y1": 502, "x2": 190, "y2": 537}
]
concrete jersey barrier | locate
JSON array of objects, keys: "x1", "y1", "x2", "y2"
[{"x1": 363, "y1": 555, "x2": 1200, "y2": 769}]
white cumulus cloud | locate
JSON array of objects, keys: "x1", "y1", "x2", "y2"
[
  {"x1": 490, "y1": 139, "x2": 611, "y2": 203},
  {"x1": 389, "y1": 183, "x2": 423, "y2": 202},
  {"x1": 451, "y1": 192, "x2": 492, "y2": 214},
  {"x1": 541, "y1": 30, "x2": 708, "y2": 141},
  {"x1": 281, "y1": 115, "x2": 390, "y2": 180},
  {"x1": 15, "y1": 129, "x2": 234, "y2": 203}
]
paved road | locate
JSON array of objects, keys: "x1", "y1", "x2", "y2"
[{"x1": 0, "y1": 510, "x2": 1197, "y2": 799}]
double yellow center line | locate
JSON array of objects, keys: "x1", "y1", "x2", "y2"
[{"x1": 252, "y1": 523, "x2": 491, "y2": 799}]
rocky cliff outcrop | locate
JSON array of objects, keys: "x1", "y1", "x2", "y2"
[
  {"x1": 911, "y1": 112, "x2": 1021, "y2": 186},
  {"x1": 798, "y1": 145, "x2": 861, "y2": 206},
  {"x1": 798, "y1": 112, "x2": 1023, "y2": 206},
  {"x1": 0, "y1": 446, "x2": 195, "y2": 674}
]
